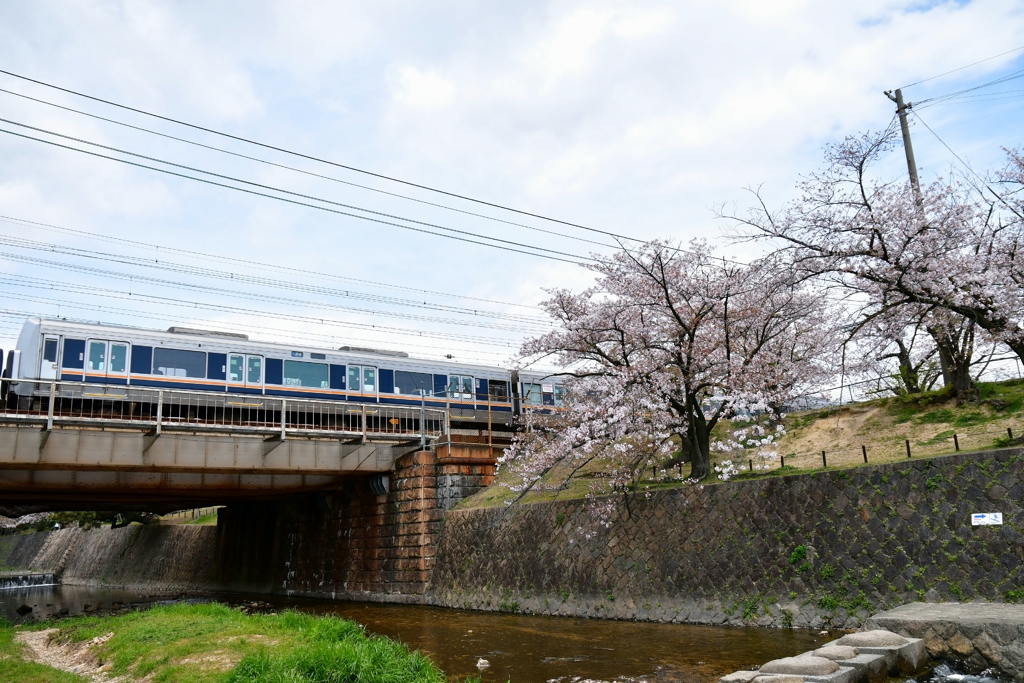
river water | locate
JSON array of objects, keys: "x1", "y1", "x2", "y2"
[{"x1": 0, "y1": 584, "x2": 832, "y2": 682}]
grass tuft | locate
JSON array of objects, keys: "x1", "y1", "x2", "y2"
[{"x1": 4, "y1": 603, "x2": 461, "y2": 683}]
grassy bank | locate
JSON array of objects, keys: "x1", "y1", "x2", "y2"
[
  {"x1": 1, "y1": 602, "x2": 459, "y2": 683},
  {"x1": 460, "y1": 378, "x2": 1024, "y2": 509}
]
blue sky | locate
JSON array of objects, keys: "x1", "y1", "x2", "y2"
[{"x1": 0, "y1": 0, "x2": 1022, "y2": 370}]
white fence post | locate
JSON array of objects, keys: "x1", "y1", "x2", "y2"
[
  {"x1": 156, "y1": 390, "x2": 163, "y2": 435},
  {"x1": 46, "y1": 381, "x2": 56, "y2": 431}
]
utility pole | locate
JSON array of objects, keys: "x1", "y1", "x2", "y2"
[{"x1": 885, "y1": 88, "x2": 921, "y2": 201}]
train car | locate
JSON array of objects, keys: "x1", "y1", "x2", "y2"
[{"x1": 5, "y1": 318, "x2": 563, "y2": 427}]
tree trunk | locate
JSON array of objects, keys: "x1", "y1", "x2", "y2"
[
  {"x1": 894, "y1": 339, "x2": 921, "y2": 394},
  {"x1": 686, "y1": 416, "x2": 713, "y2": 480},
  {"x1": 927, "y1": 318, "x2": 976, "y2": 401}
]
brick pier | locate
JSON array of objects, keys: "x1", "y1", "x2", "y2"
[{"x1": 214, "y1": 447, "x2": 496, "y2": 601}]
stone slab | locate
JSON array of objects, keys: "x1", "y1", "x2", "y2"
[
  {"x1": 832, "y1": 654, "x2": 889, "y2": 683},
  {"x1": 825, "y1": 636, "x2": 926, "y2": 674},
  {"x1": 868, "y1": 603, "x2": 1024, "y2": 630},
  {"x1": 798, "y1": 666, "x2": 859, "y2": 683},
  {"x1": 720, "y1": 670, "x2": 761, "y2": 683},
  {"x1": 761, "y1": 656, "x2": 840, "y2": 676}
]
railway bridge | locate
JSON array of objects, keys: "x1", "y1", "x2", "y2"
[{"x1": 0, "y1": 380, "x2": 468, "y2": 511}]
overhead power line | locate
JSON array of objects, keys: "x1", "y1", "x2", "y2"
[
  {"x1": 0, "y1": 120, "x2": 588, "y2": 263},
  {"x1": 910, "y1": 111, "x2": 1024, "y2": 220},
  {"x1": 0, "y1": 68, "x2": 649, "y2": 247},
  {"x1": 913, "y1": 67, "x2": 1024, "y2": 109},
  {"x1": 0, "y1": 214, "x2": 543, "y2": 312},
  {"x1": 901, "y1": 43, "x2": 1024, "y2": 90},
  {"x1": 0, "y1": 86, "x2": 616, "y2": 252}
]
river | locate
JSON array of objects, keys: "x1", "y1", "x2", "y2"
[{"x1": 0, "y1": 584, "x2": 832, "y2": 682}]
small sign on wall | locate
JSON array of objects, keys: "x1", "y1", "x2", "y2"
[{"x1": 971, "y1": 512, "x2": 1003, "y2": 526}]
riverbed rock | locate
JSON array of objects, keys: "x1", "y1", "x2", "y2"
[
  {"x1": 834, "y1": 630, "x2": 908, "y2": 648},
  {"x1": 812, "y1": 646, "x2": 859, "y2": 661},
  {"x1": 759, "y1": 656, "x2": 840, "y2": 676},
  {"x1": 719, "y1": 670, "x2": 760, "y2": 683}
]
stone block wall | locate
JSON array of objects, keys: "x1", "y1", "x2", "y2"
[{"x1": 427, "y1": 449, "x2": 1024, "y2": 628}]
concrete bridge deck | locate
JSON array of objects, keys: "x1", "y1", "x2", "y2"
[{"x1": 0, "y1": 380, "x2": 450, "y2": 510}]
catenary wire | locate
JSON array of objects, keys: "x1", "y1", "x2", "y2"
[
  {"x1": 0, "y1": 306, "x2": 510, "y2": 364},
  {"x1": 0, "y1": 68, "x2": 653, "y2": 247},
  {"x1": 0, "y1": 119, "x2": 590, "y2": 263},
  {"x1": 0, "y1": 276, "x2": 523, "y2": 347},
  {"x1": 0, "y1": 215, "x2": 544, "y2": 312},
  {"x1": 0, "y1": 233, "x2": 552, "y2": 326},
  {"x1": 0, "y1": 251, "x2": 551, "y2": 333},
  {"x1": 0, "y1": 86, "x2": 617, "y2": 251}
]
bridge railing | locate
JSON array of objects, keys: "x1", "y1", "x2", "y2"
[{"x1": 0, "y1": 380, "x2": 447, "y2": 441}]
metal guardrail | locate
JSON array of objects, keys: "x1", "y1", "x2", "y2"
[{"x1": 0, "y1": 380, "x2": 447, "y2": 441}]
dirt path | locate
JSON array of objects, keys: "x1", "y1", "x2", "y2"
[{"x1": 15, "y1": 628, "x2": 124, "y2": 681}]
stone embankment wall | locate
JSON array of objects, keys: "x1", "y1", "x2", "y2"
[
  {"x1": 0, "y1": 449, "x2": 496, "y2": 598},
  {"x1": 0, "y1": 524, "x2": 217, "y2": 592},
  {"x1": 428, "y1": 449, "x2": 1024, "y2": 628}
]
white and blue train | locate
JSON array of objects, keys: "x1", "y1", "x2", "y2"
[{"x1": 1, "y1": 318, "x2": 564, "y2": 425}]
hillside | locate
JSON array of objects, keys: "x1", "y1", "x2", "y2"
[{"x1": 459, "y1": 378, "x2": 1024, "y2": 509}]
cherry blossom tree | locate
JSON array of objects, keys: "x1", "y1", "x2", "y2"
[
  {"x1": 499, "y1": 241, "x2": 838, "y2": 501},
  {"x1": 724, "y1": 128, "x2": 1024, "y2": 400}
]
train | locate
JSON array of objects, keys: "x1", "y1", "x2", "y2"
[{"x1": 1, "y1": 317, "x2": 564, "y2": 428}]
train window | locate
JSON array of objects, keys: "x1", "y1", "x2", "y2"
[
  {"x1": 229, "y1": 355, "x2": 244, "y2": 382},
  {"x1": 523, "y1": 382, "x2": 544, "y2": 406},
  {"x1": 448, "y1": 375, "x2": 474, "y2": 400},
  {"x1": 153, "y1": 348, "x2": 207, "y2": 378},
  {"x1": 553, "y1": 384, "x2": 565, "y2": 406},
  {"x1": 87, "y1": 341, "x2": 106, "y2": 372},
  {"x1": 110, "y1": 344, "x2": 128, "y2": 374},
  {"x1": 348, "y1": 366, "x2": 361, "y2": 392},
  {"x1": 43, "y1": 339, "x2": 58, "y2": 363},
  {"x1": 489, "y1": 380, "x2": 510, "y2": 402},
  {"x1": 283, "y1": 360, "x2": 329, "y2": 388},
  {"x1": 247, "y1": 357, "x2": 262, "y2": 384},
  {"x1": 395, "y1": 370, "x2": 432, "y2": 396},
  {"x1": 363, "y1": 367, "x2": 376, "y2": 393}
]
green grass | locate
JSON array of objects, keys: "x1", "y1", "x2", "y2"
[
  {"x1": 182, "y1": 513, "x2": 218, "y2": 526},
  {"x1": 5, "y1": 603, "x2": 460, "y2": 683}
]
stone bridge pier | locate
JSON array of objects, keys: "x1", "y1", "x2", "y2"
[{"x1": 214, "y1": 448, "x2": 496, "y2": 602}]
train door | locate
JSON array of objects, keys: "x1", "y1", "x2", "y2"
[
  {"x1": 348, "y1": 365, "x2": 378, "y2": 401},
  {"x1": 85, "y1": 339, "x2": 129, "y2": 383},
  {"x1": 39, "y1": 335, "x2": 60, "y2": 380},
  {"x1": 228, "y1": 354, "x2": 264, "y2": 392},
  {"x1": 448, "y1": 374, "x2": 475, "y2": 404}
]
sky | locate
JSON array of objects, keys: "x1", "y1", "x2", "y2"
[{"x1": 0, "y1": 0, "x2": 1023, "y2": 373}]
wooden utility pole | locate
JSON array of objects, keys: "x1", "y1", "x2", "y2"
[{"x1": 885, "y1": 88, "x2": 921, "y2": 201}]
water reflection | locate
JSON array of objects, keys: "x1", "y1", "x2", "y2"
[{"x1": 1, "y1": 586, "x2": 826, "y2": 682}]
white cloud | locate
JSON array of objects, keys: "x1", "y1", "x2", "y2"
[
  {"x1": 391, "y1": 66, "x2": 456, "y2": 112},
  {"x1": 0, "y1": 0, "x2": 1023, "y2": 360}
]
